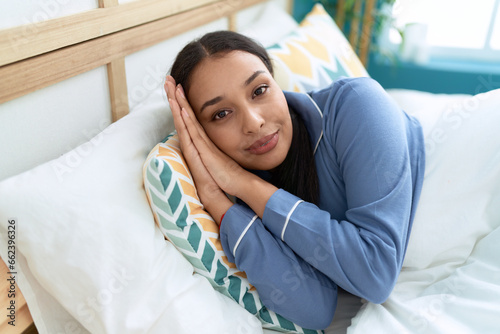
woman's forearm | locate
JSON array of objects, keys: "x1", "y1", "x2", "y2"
[
  {"x1": 233, "y1": 172, "x2": 278, "y2": 219},
  {"x1": 219, "y1": 203, "x2": 337, "y2": 329},
  {"x1": 201, "y1": 190, "x2": 234, "y2": 225}
]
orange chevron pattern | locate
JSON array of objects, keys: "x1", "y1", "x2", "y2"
[{"x1": 268, "y1": 4, "x2": 369, "y2": 93}]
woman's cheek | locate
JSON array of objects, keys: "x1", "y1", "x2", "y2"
[{"x1": 206, "y1": 125, "x2": 237, "y2": 154}]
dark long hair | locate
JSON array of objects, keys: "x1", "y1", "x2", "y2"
[
  {"x1": 271, "y1": 107, "x2": 319, "y2": 204},
  {"x1": 169, "y1": 30, "x2": 319, "y2": 204}
]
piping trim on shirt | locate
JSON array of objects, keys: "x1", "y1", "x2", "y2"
[
  {"x1": 305, "y1": 94, "x2": 324, "y2": 155},
  {"x1": 233, "y1": 214, "x2": 258, "y2": 258},
  {"x1": 306, "y1": 94, "x2": 323, "y2": 118},
  {"x1": 313, "y1": 131, "x2": 324, "y2": 156},
  {"x1": 281, "y1": 200, "x2": 304, "y2": 241}
]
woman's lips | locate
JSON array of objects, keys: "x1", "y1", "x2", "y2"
[{"x1": 246, "y1": 131, "x2": 279, "y2": 155}]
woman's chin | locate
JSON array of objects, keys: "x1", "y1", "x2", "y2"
[{"x1": 239, "y1": 153, "x2": 287, "y2": 171}]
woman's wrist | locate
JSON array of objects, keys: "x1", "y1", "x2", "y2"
[
  {"x1": 235, "y1": 172, "x2": 278, "y2": 218},
  {"x1": 202, "y1": 190, "x2": 233, "y2": 225}
]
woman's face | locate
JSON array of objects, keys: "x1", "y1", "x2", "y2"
[{"x1": 187, "y1": 51, "x2": 293, "y2": 171}]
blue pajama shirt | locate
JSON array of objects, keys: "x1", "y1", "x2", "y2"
[{"x1": 219, "y1": 77, "x2": 426, "y2": 329}]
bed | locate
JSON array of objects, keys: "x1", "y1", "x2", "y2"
[{"x1": 1, "y1": 0, "x2": 499, "y2": 333}]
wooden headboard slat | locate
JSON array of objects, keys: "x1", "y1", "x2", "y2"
[
  {"x1": 107, "y1": 58, "x2": 130, "y2": 121},
  {"x1": 98, "y1": 0, "x2": 119, "y2": 7},
  {"x1": 0, "y1": 0, "x2": 217, "y2": 67},
  {"x1": 0, "y1": 0, "x2": 265, "y2": 105},
  {"x1": 100, "y1": 0, "x2": 129, "y2": 120}
]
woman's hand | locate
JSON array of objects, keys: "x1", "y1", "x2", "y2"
[{"x1": 164, "y1": 76, "x2": 232, "y2": 224}]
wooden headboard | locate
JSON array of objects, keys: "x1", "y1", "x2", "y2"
[
  {"x1": 0, "y1": 1, "x2": 291, "y2": 332},
  {"x1": 0, "y1": 0, "x2": 287, "y2": 122}
]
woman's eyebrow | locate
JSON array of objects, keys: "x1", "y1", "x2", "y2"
[
  {"x1": 200, "y1": 96, "x2": 223, "y2": 113},
  {"x1": 244, "y1": 70, "x2": 266, "y2": 87}
]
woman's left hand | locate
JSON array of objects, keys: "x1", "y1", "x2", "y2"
[
  {"x1": 165, "y1": 76, "x2": 234, "y2": 223},
  {"x1": 171, "y1": 80, "x2": 248, "y2": 197}
]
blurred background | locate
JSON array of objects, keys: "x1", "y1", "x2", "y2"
[{"x1": 293, "y1": 0, "x2": 500, "y2": 95}]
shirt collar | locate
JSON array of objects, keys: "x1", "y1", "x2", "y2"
[{"x1": 284, "y1": 90, "x2": 324, "y2": 154}]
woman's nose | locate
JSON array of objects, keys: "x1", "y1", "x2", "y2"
[{"x1": 242, "y1": 108, "x2": 265, "y2": 134}]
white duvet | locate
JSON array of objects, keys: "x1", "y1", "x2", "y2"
[{"x1": 345, "y1": 89, "x2": 500, "y2": 334}]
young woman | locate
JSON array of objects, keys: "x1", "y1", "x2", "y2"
[{"x1": 164, "y1": 30, "x2": 425, "y2": 329}]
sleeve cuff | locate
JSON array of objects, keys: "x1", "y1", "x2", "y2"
[
  {"x1": 262, "y1": 189, "x2": 304, "y2": 242},
  {"x1": 219, "y1": 203, "x2": 259, "y2": 263}
]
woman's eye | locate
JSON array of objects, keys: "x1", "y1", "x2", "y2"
[
  {"x1": 214, "y1": 110, "x2": 230, "y2": 120},
  {"x1": 253, "y1": 85, "x2": 268, "y2": 98}
]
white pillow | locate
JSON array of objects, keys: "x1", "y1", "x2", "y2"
[
  {"x1": 238, "y1": 1, "x2": 299, "y2": 48},
  {"x1": 0, "y1": 88, "x2": 263, "y2": 334},
  {"x1": 402, "y1": 88, "x2": 500, "y2": 271}
]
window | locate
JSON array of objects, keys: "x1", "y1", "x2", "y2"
[
  {"x1": 386, "y1": 0, "x2": 500, "y2": 62},
  {"x1": 491, "y1": 6, "x2": 500, "y2": 49}
]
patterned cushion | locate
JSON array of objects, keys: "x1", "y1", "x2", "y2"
[
  {"x1": 268, "y1": 3, "x2": 369, "y2": 93},
  {"x1": 143, "y1": 133, "x2": 322, "y2": 334}
]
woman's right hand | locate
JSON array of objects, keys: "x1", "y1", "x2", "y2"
[{"x1": 164, "y1": 75, "x2": 233, "y2": 224}]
